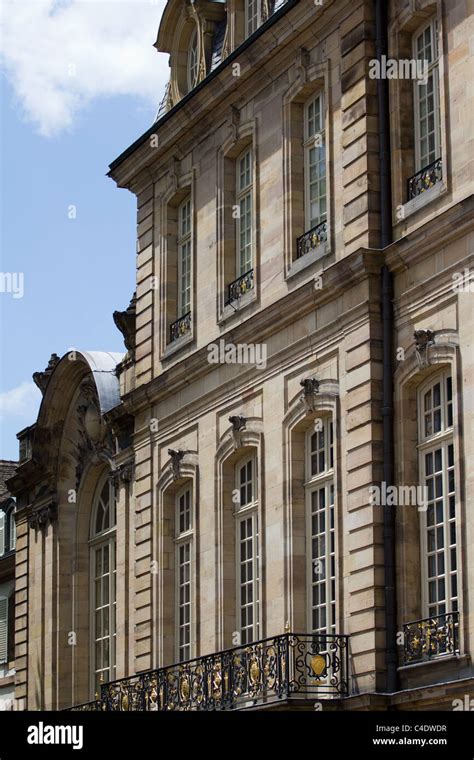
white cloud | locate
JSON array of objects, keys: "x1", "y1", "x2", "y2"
[
  {"x1": 0, "y1": 0, "x2": 168, "y2": 136},
  {"x1": 0, "y1": 381, "x2": 42, "y2": 420}
]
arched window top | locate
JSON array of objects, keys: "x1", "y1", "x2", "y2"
[
  {"x1": 418, "y1": 370, "x2": 453, "y2": 444},
  {"x1": 305, "y1": 416, "x2": 334, "y2": 482},
  {"x1": 235, "y1": 453, "x2": 258, "y2": 511},
  {"x1": 91, "y1": 478, "x2": 116, "y2": 539}
]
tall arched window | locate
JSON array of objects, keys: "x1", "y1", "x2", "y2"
[
  {"x1": 418, "y1": 371, "x2": 457, "y2": 619},
  {"x1": 234, "y1": 454, "x2": 259, "y2": 644},
  {"x1": 305, "y1": 418, "x2": 335, "y2": 634},
  {"x1": 187, "y1": 26, "x2": 199, "y2": 92},
  {"x1": 90, "y1": 477, "x2": 117, "y2": 695}
]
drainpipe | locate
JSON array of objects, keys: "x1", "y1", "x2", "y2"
[{"x1": 375, "y1": 0, "x2": 397, "y2": 693}]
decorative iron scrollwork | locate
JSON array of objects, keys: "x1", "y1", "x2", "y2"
[
  {"x1": 403, "y1": 612, "x2": 459, "y2": 664},
  {"x1": 68, "y1": 632, "x2": 349, "y2": 712}
]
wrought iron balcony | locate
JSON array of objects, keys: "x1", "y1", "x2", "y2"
[
  {"x1": 225, "y1": 269, "x2": 254, "y2": 305},
  {"x1": 403, "y1": 612, "x2": 459, "y2": 664},
  {"x1": 296, "y1": 220, "x2": 328, "y2": 259},
  {"x1": 69, "y1": 700, "x2": 103, "y2": 712},
  {"x1": 70, "y1": 632, "x2": 349, "y2": 711},
  {"x1": 407, "y1": 158, "x2": 442, "y2": 200},
  {"x1": 169, "y1": 312, "x2": 191, "y2": 343}
]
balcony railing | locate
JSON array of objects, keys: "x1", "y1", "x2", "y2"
[
  {"x1": 407, "y1": 158, "x2": 442, "y2": 200},
  {"x1": 169, "y1": 312, "x2": 191, "y2": 343},
  {"x1": 225, "y1": 269, "x2": 254, "y2": 305},
  {"x1": 296, "y1": 220, "x2": 328, "y2": 259},
  {"x1": 403, "y1": 612, "x2": 459, "y2": 664},
  {"x1": 69, "y1": 632, "x2": 349, "y2": 712},
  {"x1": 69, "y1": 700, "x2": 103, "y2": 712}
]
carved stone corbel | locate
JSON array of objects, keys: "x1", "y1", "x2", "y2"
[
  {"x1": 229, "y1": 415, "x2": 247, "y2": 448},
  {"x1": 230, "y1": 105, "x2": 240, "y2": 144},
  {"x1": 109, "y1": 460, "x2": 134, "y2": 487},
  {"x1": 168, "y1": 156, "x2": 180, "y2": 195},
  {"x1": 300, "y1": 378, "x2": 320, "y2": 413},
  {"x1": 28, "y1": 502, "x2": 58, "y2": 530},
  {"x1": 414, "y1": 329, "x2": 435, "y2": 368},
  {"x1": 295, "y1": 47, "x2": 310, "y2": 85},
  {"x1": 168, "y1": 449, "x2": 184, "y2": 480}
]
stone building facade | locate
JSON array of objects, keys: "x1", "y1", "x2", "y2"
[{"x1": 7, "y1": 0, "x2": 473, "y2": 711}]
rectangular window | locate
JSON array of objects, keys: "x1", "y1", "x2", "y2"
[
  {"x1": 237, "y1": 513, "x2": 260, "y2": 645},
  {"x1": 308, "y1": 483, "x2": 336, "y2": 634},
  {"x1": 305, "y1": 419, "x2": 336, "y2": 635},
  {"x1": 92, "y1": 541, "x2": 116, "y2": 691},
  {"x1": 413, "y1": 19, "x2": 441, "y2": 171},
  {"x1": 175, "y1": 486, "x2": 193, "y2": 662},
  {"x1": 236, "y1": 148, "x2": 253, "y2": 277},
  {"x1": 235, "y1": 457, "x2": 259, "y2": 645},
  {"x1": 178, "y1": 197, "x2": 192, "y2": 318},
  {"x1": 418, "y1": 373, "x2": 457, "y2": 619},
  {"x1": 304, "y1": 93, "x2": 326, "y2": 232}
]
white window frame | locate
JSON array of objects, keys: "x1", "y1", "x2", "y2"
[
  {"x1": 234, "y1": 454, "x2": 260, "y2": 645},
  {"x1": 89, "y1": 477, "x2": 117, "y2": 697},
  {"x1": 305, "y1": 420, "x2": 336, "y2": 635},
  {"x1": 304, "y1": 92, "x2": 327, "y2": 232},
  {"x1": 177, "y1": 196, "x2": 192, "y2": 318},
  {"x1": 0, "y1": 511, "x2": 4, "y2": 557},
  {"x1": 174, "y1": 484, "x2": 194, "y2": 662},
  {"x1": 8, "y1": 507, "x2": 15, "y2": 552},
  {"x1": 236, "y1": 147, "x2": 253, "y2": 277},
  {"x1": 187, "y1": 26, "x2": 199, "y2": 92},
  {"x1": 413, "y1": 18, "x2": 441, "y2": 172},
  {"x1": 245, "y1": 0, "x2": 262, "y2": 37},
  {"x1": 418, "y1": 371, "x2": 457, "y2": 620}
]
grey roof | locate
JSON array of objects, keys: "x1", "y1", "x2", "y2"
[
  {"x1": 0, "y1": 461, "x2": 17, "y2": 503},
  {"x1": 79, "y1": 351, "x2": 124, "y2": 415}
]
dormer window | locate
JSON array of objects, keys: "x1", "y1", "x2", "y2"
[{"x1": 187, "y1": 26, "x2": 199, "y2": 92}]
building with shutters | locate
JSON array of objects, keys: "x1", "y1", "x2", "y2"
[
  {"x1": 6, "y1": 0, "x2": 474, "y2": 711},
  {"x1": 0, "y1": 461, "x2": 17, "y2": 709}
]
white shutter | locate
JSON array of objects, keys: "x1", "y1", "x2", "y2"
[
  {"x1": 0, "y1": 597, "x2": 7, "y2": 663},
  {"x1": 0, "y1": 511, "x2": 5, "y2": 556}
]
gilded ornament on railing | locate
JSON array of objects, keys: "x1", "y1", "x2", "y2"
[
  {"x1": 180, "y1": 676, "x2": 190, "y2": 702},
  {"x1": 403, "y1": 612, "x2": 459, "y2": 664},
  {"x1": 310, "y1": 654, "x2": 326, "y2": 677},
  {"x1": 249, "y1": 658, "x2": 261, "y2": 685}
]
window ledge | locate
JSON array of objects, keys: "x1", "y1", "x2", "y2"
[
  {"x1": 397, "y1": 653, "x2": 471, "y2": 690},
  {"x1": 162, "y1": 331, "x2": 194, "y2": 360},
  {"x1": 0, "y1": 671, "x2": 15, "y2": 687},
  {"x1": 286, "y1": 241, "x2": 329, "y2": 280},
  {"x1": 218, "y1": 289, "x2": 257, "y2": 324},
  {"x1": 400, "y1": 181, "x2": 447, "y2": 220}
]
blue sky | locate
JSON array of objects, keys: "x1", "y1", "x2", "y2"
[{"x1": 0, "y1": 0, "x2": 167, "y2": 460}]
